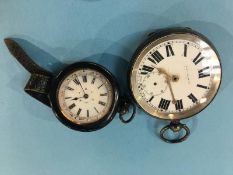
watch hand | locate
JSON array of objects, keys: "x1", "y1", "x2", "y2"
[
  {"x1": 157, "y1": 68, "x2": 177, "y2": 104},
  {"x1": 166, "y1": 78, "x2": 176, "y2": 104},
  {"x1": 157, "y1": 67, "x2": 179, "y2": 82},
  {"x1": 72, "y1": 97, "x2": 84, "y2": 101},
  {"x1": 157, "y1": 68, "x2": 172, "y2": 79},
  {"x1": 77, "y1": 77, "x2": 86, "y2": 94}
]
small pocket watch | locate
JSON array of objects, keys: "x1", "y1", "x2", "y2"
[
  {"x1": 4, "y1": 39, "x2": 135, "y2": 131},
  {"x1": 129, "y1": 27, "x2": 222, "y2": 143}
]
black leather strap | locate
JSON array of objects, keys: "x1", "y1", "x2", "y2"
[
  {"x1": 24, "y1": 74, "x2": 52, "y2": 106},
  {"x1": 4, "y1": 38, "x2": 53, "y2": 107}
]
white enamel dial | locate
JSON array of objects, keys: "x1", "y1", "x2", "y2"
[
  {"x1": 130, "y1": 33, "x2": 221, "y2": 120},
  {"x1": 57, "y1": 68, "x2": 113, "y2": 124}
]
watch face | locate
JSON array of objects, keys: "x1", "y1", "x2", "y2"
[
  {"x1": 130, "y1": 29, "x2": 222, "y2": 120},
  {"x1": 50, "y1": 62, "x2": 119, "y2": 131},
  {"x1": 58, "y1": 69, "x2": 113, "y2": 124}
]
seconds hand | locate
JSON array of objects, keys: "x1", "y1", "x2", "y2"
[{"x1": 77, "y1": 77, "x2": 86, "y2": 95}]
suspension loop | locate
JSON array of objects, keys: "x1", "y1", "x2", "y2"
[
  {"x1": 118, "y1": 97, "x2": 136, "y2": 124},
  {"x1": 160, "y1": 121, "x2": 190, "y2": 143}
]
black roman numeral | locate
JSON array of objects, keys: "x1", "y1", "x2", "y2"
[
  {"x1": 188, "y1": 93, "x2": 198, "y2": 103},
  {"x1": 94, "y1": 107, "x2": 99, "y2": 113},
  {"x1": 140, "y1": 65, "x2": 154, "y2": 75},
  {"x1": 73, "y1": 78, "x2": 80, "y2": 85},
  {"x1": 148, "y1": 96, "x2": 154, "y2": 102},
  {"x1": 197, "y1": 84, "x2": 209, "y2": 89},
  {"x1": 198, "y1": 67, "x2": 210, "y2": 78},
  {"x1": 98, "y1": 84, "x2": 104, "y2": 89},
  {"x1": 99, "y1": 101, "x2": 106, "y2": 106},
  {"x1": 175, "y1": 100, "x2": 183, "y2": 110},
  {"x1": 150, "y1": 51, "x2": 164, "y2": 64},
  {"x1": 184, "y1": 44, "x2": 187, "y2": 57},
  {"x1": 91, "y1": 77, "x2": 96, "y2": 84},
  {"x1": 82, "y1": 75, "x2": 87, "y2": 82},
  {"x1": 77, "y1": 108, "x2": 82, "y2": 116},
  {"x1": 158, "y1": 98, "x2": 170, "y2": 110},
  {"x1": 100, "y1": 93, "x2": 108, "y2": 96},
  {"x1": 69, "y1": 103, "x2": 76, "y2": 109},
  {"x1": 67, "y1": 87, "x2": 74, "y2": 91},
  {"x1": 87, "y1": 110, "x2": 89, "y2": 117},
  {"x1": 166, "y1": 45, "x2": 174, "y2": 57},
  {"x1": 193, "y1": 52, "x2": 205, "y2": 65}
]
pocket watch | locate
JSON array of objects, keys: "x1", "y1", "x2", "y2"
[
  {"x1": 4, "y1": 38, "x2": 135, "y2": 132},
  {"x1": 129, "y1": 27, "x2": 222, "y2": 143}
]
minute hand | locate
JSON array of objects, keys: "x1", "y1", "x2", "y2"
[
  {"x1": 76, "y1": 77, "x2": 86, "y2": 94},
  {"x1": 157, "y1": 68, "x2": 176, "y2": 104},
  {"x1": 166, "y1": 77, "x2": 176, "y2": 104}
]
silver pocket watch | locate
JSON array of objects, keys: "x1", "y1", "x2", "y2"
[{"x1": 129, "y1": 27, "x2": 222, "y2": 143}]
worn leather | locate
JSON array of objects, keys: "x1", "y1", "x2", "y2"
[{"x1": 4, "y1": 38, "x2": 53, "y2": 107}]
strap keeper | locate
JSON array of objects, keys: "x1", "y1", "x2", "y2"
[{"x1": 24, "y1": 74, "x2": 53, "y2": 107}]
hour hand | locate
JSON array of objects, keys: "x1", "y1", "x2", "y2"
[{"x1": 72, "y1": 97, "x2": 83, "y2": 100}]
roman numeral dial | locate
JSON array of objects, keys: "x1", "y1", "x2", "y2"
[
  {"x1": 133, "y1": 36, "x2": 221, "y2": 118},
  {"x1": 57, "y1": 68, "x2": 114, "y2": 125}
]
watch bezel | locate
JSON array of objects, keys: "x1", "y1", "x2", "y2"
[
  {"x1": 129, "y1": 27, "x2": 222, "y2": 121},
  {"x1": 49, "y1": 61, "x2": 120, "y2": 131}
]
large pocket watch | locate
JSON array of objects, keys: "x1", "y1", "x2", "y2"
[
  {"x1": 4, "y1": 39, "x2": 135, "y2": 132},
  {"x1": 129, "y1": 27, "x2": 222, "y2": 143}
]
